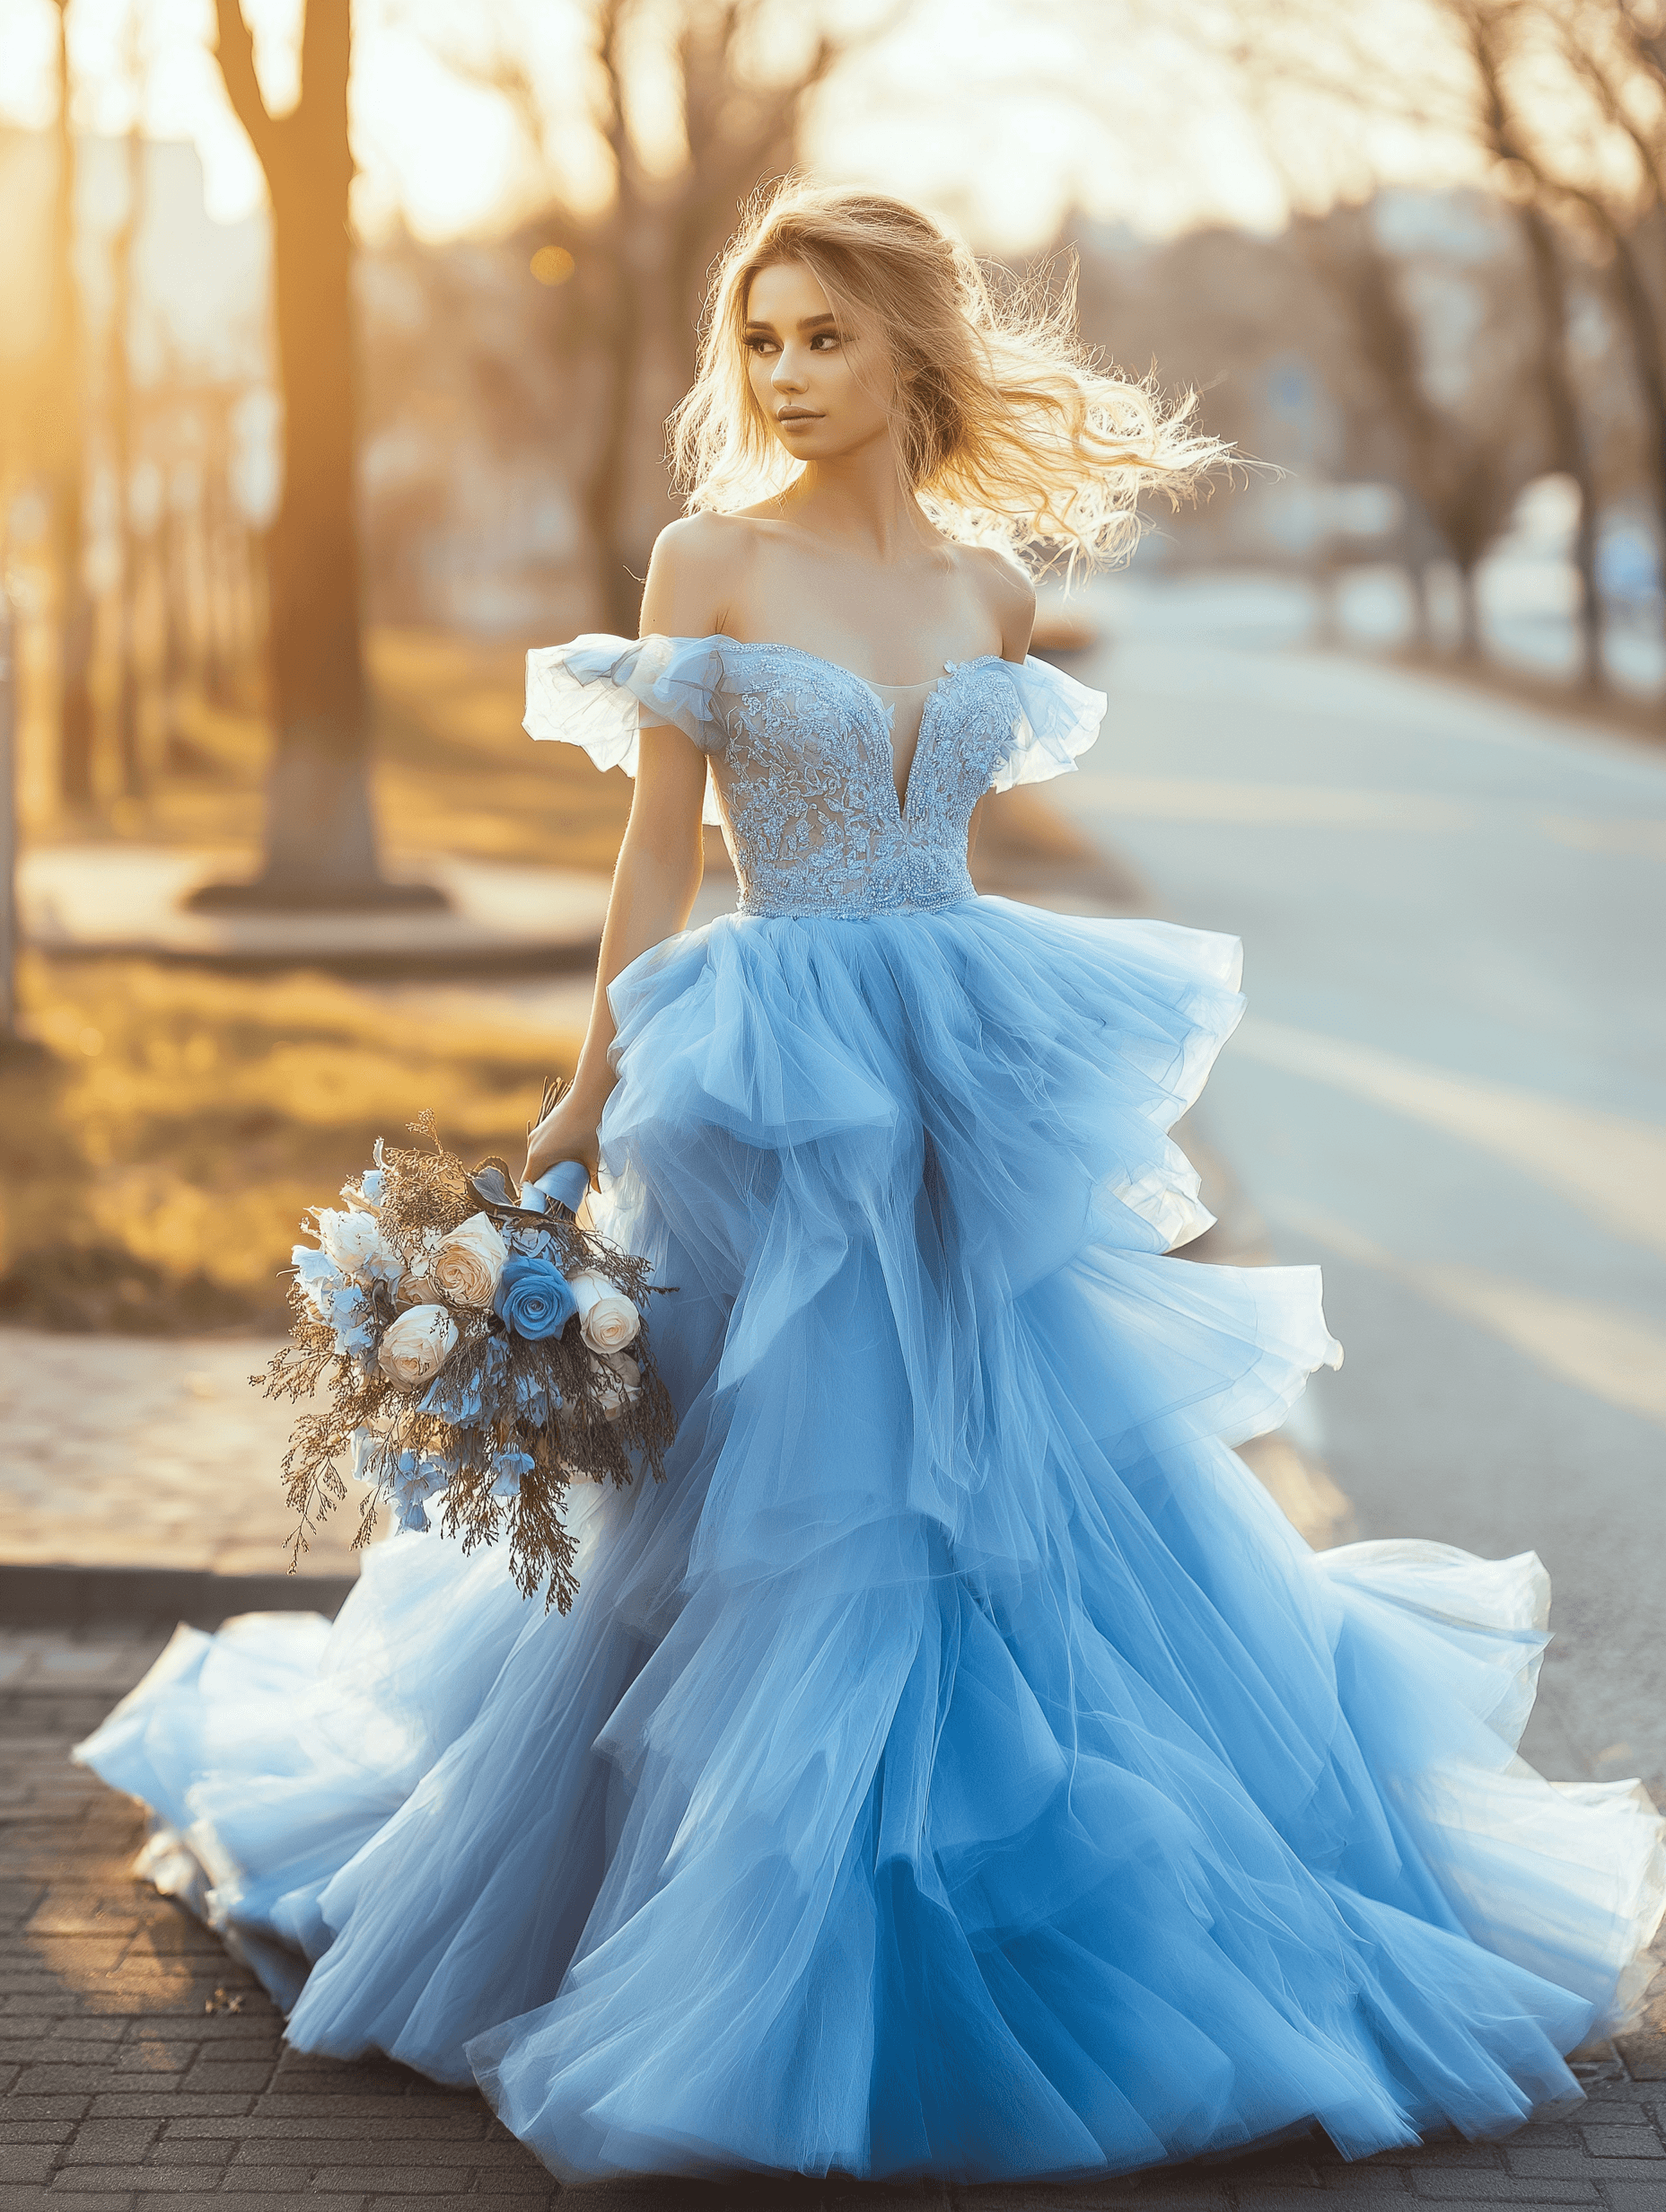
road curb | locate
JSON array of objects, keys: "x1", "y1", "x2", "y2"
[{"x1": 0, "y1": 1560, "x2": 355, "y2": 1630}]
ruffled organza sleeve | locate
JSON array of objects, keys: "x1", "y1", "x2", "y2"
[
  {"x1": 986, "y1": 655, "x2": 1109, "y2": 793},
  {"x1": 523, "y1": 633, "x2": 727, "y2": 824}
]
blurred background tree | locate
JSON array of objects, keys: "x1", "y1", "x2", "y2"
[
  {"x1": 199, "y1": 0, "x2": 401, "y2": 909},
  {"x1": 1292, "y1": 196, "x2": 1548, "y2": 656},
  {"x1": 44, "y1": 0, "x2": 94, "y2": 810},
  {"x1": 1223, "y1": 0, "x2": 1666, "y2": 690},
  {"x1": 453, "y1": 0, "x2": 888, "y2": 635}
]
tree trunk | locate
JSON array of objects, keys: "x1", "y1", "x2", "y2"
[
  {"x1": 1406, "y1": 560, "x2": 1433, "y2": 650},
  {"x1": 194, "y1": 0, "x2": 434, "y2": 910},
  {"x1": 583, "y1": 4, "x2": 653, "y2": 642},
  {"x1": 1606, "y1": 225, "x2": 1666, "y2": 666},
  {"x1": 110, "y1": 124, "x2": 144, "y2": 801},
  {"x1": 1456, "y1": 562, "x2": 1482, "y2": 659},
  {"x1": 254, "y1": 41, "x2": 374, "y2": 897},
  {"x1": 1518, "y1": 203, "x2": 1605, "y2": 690},
  {"x1": 583, "y1": 217, "x2": 649, "y2": 639},
  {"x1": 48, "y1": 0, "x2": 95, "y2": 811},
  {"x1": 575, "y1": 1, "x2": 836, "y2": 640}
]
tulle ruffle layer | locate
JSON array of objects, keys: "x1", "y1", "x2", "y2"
[{"x1": 75, "y1": 896, "x2": 1666, "y2": 2183}]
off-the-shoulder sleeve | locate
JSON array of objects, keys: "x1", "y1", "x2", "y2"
[
  {"x1": 523, "y1": 633, "x2": 726, "y2": 823},
  {"x1": 986, "y1": 655, "x2": 1108, "y2": 793}
]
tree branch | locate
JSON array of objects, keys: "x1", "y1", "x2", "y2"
[{"x1": 212, "y1": 0, "x2": 281, "y2": 171}]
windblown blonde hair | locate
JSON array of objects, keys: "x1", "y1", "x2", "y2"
[{"x1": 670, "y1": 180, "x2": 1225, "y2": 566}]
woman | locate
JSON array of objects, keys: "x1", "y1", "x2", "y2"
[{"x1": 78, "y1": 183, "x2": 1664, "y2": 2183}]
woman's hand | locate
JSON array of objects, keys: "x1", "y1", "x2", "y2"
[{"x1": 523, "y1": 1089, "x2": 603, "y2": 1192}]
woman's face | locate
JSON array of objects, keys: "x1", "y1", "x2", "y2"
[{"x1": 743, "y1": 259, "x2": 894, "y2": 467}]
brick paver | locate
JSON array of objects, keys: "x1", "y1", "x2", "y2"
[{"x1": 4, "y1": 1629, "x2": 1664, "y2": 2211}]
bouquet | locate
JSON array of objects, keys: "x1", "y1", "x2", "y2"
[{"x1": 257, "y1": 1099, "x2": 674, "y2": 1612}]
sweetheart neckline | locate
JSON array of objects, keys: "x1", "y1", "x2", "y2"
[
  {"x1": 669, "y1": 633, "x2": 1017, "y2": 695},
  {"x1": 667, "y1": 636, "x2": 1019, "y2": 817}
]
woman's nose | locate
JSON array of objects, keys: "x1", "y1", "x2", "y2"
[{"x1": 772, "y1": 348, "x2": 807, "y2": 392}]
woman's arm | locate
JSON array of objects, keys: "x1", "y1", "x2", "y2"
[
  {"x1": 522, "y1": 728, "x2": 706, "y2": 1186},
  {"x1": 964, "y1": 547, "x2": 1038, "y2": 873},
  {"x1": 523, "y1": 520, "x2": 732, "y2": 1188}
]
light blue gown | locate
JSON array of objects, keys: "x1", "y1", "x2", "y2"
[{"x1": 77, "y1": 635, "x2": 1666, "y2": 2183}]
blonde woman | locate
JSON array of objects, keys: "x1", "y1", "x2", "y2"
[{"x1": 80, "y1": 185, "x2": 1663, "y2": 2182}]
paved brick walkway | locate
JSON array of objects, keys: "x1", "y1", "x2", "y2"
[
  {"x1": 4, "y1": 1631, "x2": 1665, "y2": 2211},
  {"x1": 0, "y1": 1332, "x2": 371, "y2": 1581}
]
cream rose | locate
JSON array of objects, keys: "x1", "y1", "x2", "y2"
[
  {"x1": 378, "y1": 1304, "x2": 459, "y2": 1387},
  {"x1": 593, "y1": 1350, "x2": 642, "y2": 1422},
  {"x1": 431, "y1": 1212, "x2": 507, "y2": 1309},
  {"x1": 392, "y1": 1269, "x2": 433, "y2": 1312},
  {"x1": 570, "y1": 1272, "x2": 640, "y2": 1356}
]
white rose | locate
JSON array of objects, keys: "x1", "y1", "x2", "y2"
[
  {"x1": 392, "y1": 1269, "x2": 434, "y2": 1311},
  {"x1": 292, "y1": 1242, "x2": 345, "y2": 1315},
  {"x1": 316, "y1": 1207, "x2": 402, "y2": 1286},
  {"x1": 570, "y1": 1272, "x2": 640, "y2": 1355},
  {"x1": 431, "y1": 1212, "x2": 507, "y2": 1309},
  {"x1": 378, "y1": 1304, "x2": 459, "y2": 1387},
  {"x1": 593, "y1": 1349, "x2": 642, "y2": 1422}
]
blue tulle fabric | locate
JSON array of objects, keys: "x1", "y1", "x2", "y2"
[{"x1": 76, "y1": 643, "x2": 1665, "y2": 2185}]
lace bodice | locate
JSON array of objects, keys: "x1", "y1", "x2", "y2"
[{"x1": 524, "y1": 633, "x2": 1107, "y2": 921}]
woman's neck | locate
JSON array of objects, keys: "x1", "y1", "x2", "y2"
[{"x1": 771, "y1": 435, "x2": 938, "y2": 565}]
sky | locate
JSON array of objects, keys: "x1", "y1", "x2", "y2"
[{"x1": 0, "y1": 0, "x2": 1489, "y2": 252}]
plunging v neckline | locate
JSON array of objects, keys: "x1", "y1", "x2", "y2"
[
  {"x1": 857, "y1": 672, "x2": 949, "y2": 816},
  {"x1": 716, "y1": 639, "x2": 999, "y2": 821}
]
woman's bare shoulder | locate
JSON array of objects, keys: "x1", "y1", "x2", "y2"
[
  {"x1": 956, "y1": 542, "x2": 1036, "y2": 659},
  {"x1": 642, "y1": 511, "x2": 767, "y2": 637}
]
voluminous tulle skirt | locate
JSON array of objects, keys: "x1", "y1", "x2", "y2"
[{"x1": 77, "y1": 896, "x2": 1666, "y2": 2182}]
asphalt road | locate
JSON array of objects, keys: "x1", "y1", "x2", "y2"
[{"x1": 1068, "y1": 593, "x2": 1666, "y2": 1801}]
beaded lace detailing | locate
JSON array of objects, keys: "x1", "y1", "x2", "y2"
[
  {"x1": 523, "y1": 632, "x2": 1109, "y2": 917},
  {"x1": 702, "y1": 645, "x2": 1014, "y2": 920}
]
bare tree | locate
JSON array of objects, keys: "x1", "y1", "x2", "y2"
[
  {"x1": 1451, "y1": 4, "x2": 1605, "y2": 684},
  {"x1": 1216, "y1": 0, "x2": 1618, "y2": 687},
  {"x1": 593, "y1": 3, "x2": 844, "y2": 629},
  {"x1": 109, "y1": 114, "x2": 145, "y2": 799},
  {"x1": 472, "y1": 0, "x2": 872, "y2": 635},
  {"x1": 200, "y1": 0, "x2": 426, "y2": 908},
  {"x1": 46, "y1": 0, "x2": 95, "y2": 809},
  {"x1": 1296, "y1": 200, "x2": 1546, "y2": 654},
  {"x1": 1477, "y1": 0, "x2": 1666, "y2": 662}
]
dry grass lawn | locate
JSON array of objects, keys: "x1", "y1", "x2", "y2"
[{"x1": 1, "y1": 955, "x2": 579, "y2": 1332}]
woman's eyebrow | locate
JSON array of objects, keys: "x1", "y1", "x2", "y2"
[{"x1": 742, "y1": 312, "x2": 840, "y2": 333}]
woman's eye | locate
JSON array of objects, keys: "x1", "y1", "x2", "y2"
[
  {"x1": 745, "y1": 336, "x2": 778, "y2": 356},
  {"x1": 810, "y1": 332, "x2": 842, "y2": 351}
]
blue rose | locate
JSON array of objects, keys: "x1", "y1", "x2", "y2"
[{"x1": 494, "y1": 1253, "x2": 577, "y2": 1340}]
